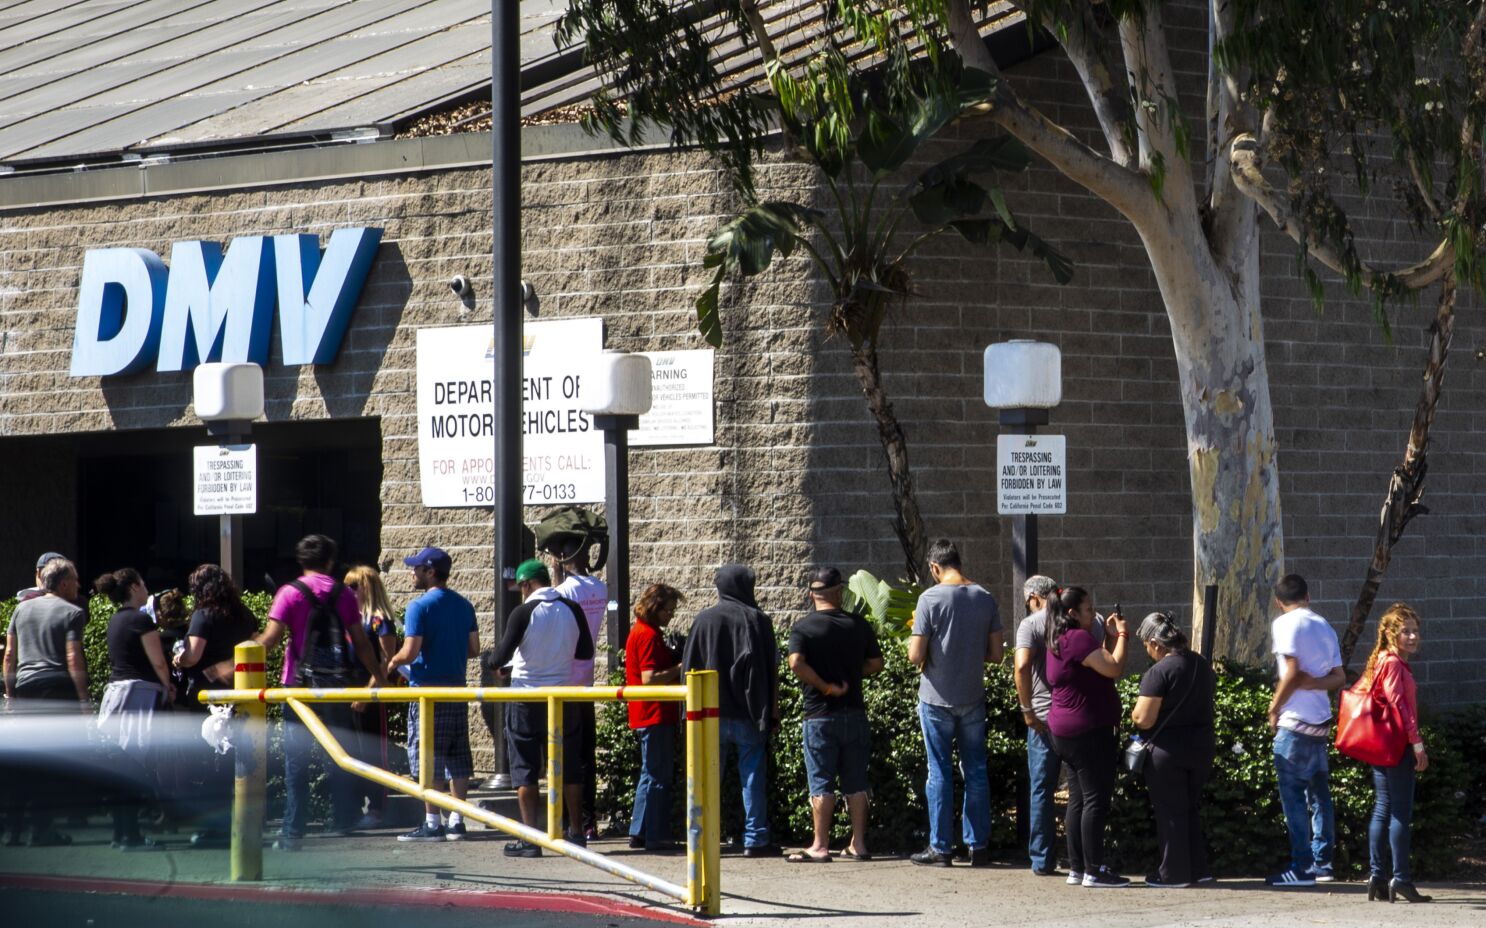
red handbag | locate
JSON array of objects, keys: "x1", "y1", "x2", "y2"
[{"x1": 1335, "y1": 671, "x2": 1405, "y2": 766}]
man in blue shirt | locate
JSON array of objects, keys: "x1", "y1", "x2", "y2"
[{"x1": 386, "y1": 546, "x2": 479, "y2": 842}]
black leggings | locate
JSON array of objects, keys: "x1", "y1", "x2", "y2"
[
  {"x1": 1051, "y1": 728, "x2": 1117, "y2": 874},
  {"x1": 1145, "y1": 745, "x2": 1212, "y2": 884}
]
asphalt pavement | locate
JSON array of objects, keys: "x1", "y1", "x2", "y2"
[{"x1": 2, "y1": 822, "x2": 1483, "y2": 927}]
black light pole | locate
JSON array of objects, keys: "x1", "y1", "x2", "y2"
[
  {"x1": 1000, "y1": 407, "x2": 1048, "y2": 627},
  {"x1": 593, "y1": 414, "x2": 637, "y2": 671},
  {"x1": 490, "y1": 0, "x2": 520, "y2": 781}
]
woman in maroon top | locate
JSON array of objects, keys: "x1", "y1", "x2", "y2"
[
  {"x1": 1362, "y1": 603, "x2": 1430, "y2": 904},
  {"x1": 1044, "y1": 586, "x2": 1129, "y2": 888},
  {"x1": 626, "y1": 583, "x2": 684, "y2": 852}
]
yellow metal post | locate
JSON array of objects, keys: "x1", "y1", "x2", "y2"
[
  {"x1": 546, "y1": 695, "x2": 563, "y2": 840},
  {"x1": 701, "y1": 670, "x2": 721, "y2": 916},
  {"x1": 418, "y1": 697, "x2": 433, "y2": 789},
  {"x1": 684, "y1": 671, "x2": 703, "y2": 908},
  {"x1": 230, "y1": 641, "x2": 266, "y2": 881}
]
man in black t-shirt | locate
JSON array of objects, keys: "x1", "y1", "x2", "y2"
[{"x1": 785, "y1": 567, "x2": 883, "y2": 862}]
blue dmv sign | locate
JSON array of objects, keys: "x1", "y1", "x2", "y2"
[{"x1": 69, "y1": 227, "x2": 382, "y2": 376}]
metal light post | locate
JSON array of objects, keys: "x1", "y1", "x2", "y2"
[
  {"x1": 983, "y1": 340, "x2": 1062, "y2": 627},
  {"x1": 490, "y1": 0, "x2": 521, "y2": 782},
  {"x1": 193, "y1": 362, "x2": 264, "y2": 586},
  {"x1": 584, "y1": 352, "x2": 653, "y2": 670}
]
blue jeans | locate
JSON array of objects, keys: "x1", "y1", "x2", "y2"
[
  {"x1": 718, "y1": 717, "x2": 770, "y2": 848},
  {"x1": 1370, "y1": 750, "x2": 1417, "y2": 882},
  {"x1": 1026, "y1": 727, "x2": 1061, "y2": 870},
  {"x1": 919, "y1": 701, "x2": 990, "y2": 854},
  {"x1": 1273, "y1": 728, "x2": 1334, "y2": 873},
  {"x1": 629, "y1": 724, "x2": 675, "y2": 846},
  {"x1": 282, "y1": 704, "x2": 359, "y2": 838}
]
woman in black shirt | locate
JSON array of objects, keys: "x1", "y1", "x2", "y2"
[
  {"x1": 170, "y1": 563, "x2": 257, "y2": 848},
  {"x1": 95, "y1": 568, "x2": 174, "y2": 850},
  {"x1": 1131, "y1": 612, "x2": 1217, "y2": 888}
]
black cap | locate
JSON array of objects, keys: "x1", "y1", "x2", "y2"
[{"x1": 807, "y1": 567, "x2": 843, "y2": 592}]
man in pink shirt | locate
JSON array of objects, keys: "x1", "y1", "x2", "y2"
[{"x1": 258, "y1": 534, "x2": 385, "y2": 850}]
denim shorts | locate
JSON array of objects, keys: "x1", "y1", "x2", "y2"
[{"x1": 802, "y1": 710, "x2": 871, "y2": 797}]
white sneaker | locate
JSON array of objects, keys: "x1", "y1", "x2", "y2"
[
  {"x1": 1067, "y1": 871, "x2": 1085, "y2": 886},
  {"x1": 1083, "y1": 867, "x2": 1132, "y2": 888}
]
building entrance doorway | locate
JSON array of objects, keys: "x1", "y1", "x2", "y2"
[{"x1": 47, "y1": 418, "x2": 381, "y2": 596}]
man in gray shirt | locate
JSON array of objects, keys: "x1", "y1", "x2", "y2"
[
  {"x1": 907, "y1": 539, "x2": 1003, "y2": 866},
  {"x1": 3, "y1": 556, "x2": 88, "y2": 705},
  {"x1": 1013, "y1": 575, "x2": 1107, "y2": 875}
]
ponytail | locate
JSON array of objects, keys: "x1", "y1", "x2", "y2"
[{"x1": 1044, "y1": 586, "x2": 1090, "y2": 658}]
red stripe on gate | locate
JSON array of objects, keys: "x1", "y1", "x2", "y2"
[
  {"x1": 615, "y1": 687, "x2": 626, "y2": 701},
  {"x1": 234, "y1": 662, "x2": 265, "y2": 672},
  {"x1": 684, "y1": 708, "x2": 719, "y2": 721}
]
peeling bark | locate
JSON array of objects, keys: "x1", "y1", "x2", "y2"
[
  {"x1": 1339, "y1": 278, "x2": 1456, "y2": 668},
  {"x1": 850, "y1": 342, "x2": 928, "y2": 585},
  {"x1": 1142, "y1": 223, "x2": 1284, "y2": 663}
]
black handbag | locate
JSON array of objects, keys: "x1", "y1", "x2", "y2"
[{"x1": 1122, "y1": 655, "x2": 1198, "y2": 774}]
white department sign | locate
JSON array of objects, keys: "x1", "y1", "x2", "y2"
[
  {"x1": 632, "y1": 349, "x2": 714, "y2": 447},
  {"x1": 996, "y1": 434, "x2": 1066, "y2": 515},
  {"x1": 193, "y1": 444, "x2": 257, "y2": 515},
  {"x1": 416, "y1": 318, "x2": 605, "y2": 507}
]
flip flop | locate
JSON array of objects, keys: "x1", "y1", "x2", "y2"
[
  {"x1": 787, "y1": 851, "x2": 833, "y2": 863},
  {"x1": 842, "y1": 847, "x2": 873, "y2": 861}
]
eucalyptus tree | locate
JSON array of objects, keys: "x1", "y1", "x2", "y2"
[
  {"x1": 560, "y1": 4, "x2": 1071, "y2": 584},
  {"x1": 562, "y1": 0, "x2": 1486, "y2": 657}
]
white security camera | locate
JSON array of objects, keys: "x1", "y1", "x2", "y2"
[
  {"x1": 521, "y1": 279, "x2": 539, "y2": 314},
  {"x1": 449, "y1": 275, "x2": 471, "y2": 296}
]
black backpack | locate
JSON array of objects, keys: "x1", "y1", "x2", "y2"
[{"x1": 290, "y1": 579, "x2": 355, "y2": 687}]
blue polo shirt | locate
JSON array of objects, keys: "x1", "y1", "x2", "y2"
[{"x1": 404, "y1": 587, "x2": 477, "y2": 686}]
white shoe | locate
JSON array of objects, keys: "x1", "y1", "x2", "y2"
[{"x1": 1067, "y1": 871, "x2": 1084, "y2": 885}]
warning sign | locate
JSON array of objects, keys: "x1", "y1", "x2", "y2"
[
  {"x1": 194, "y1": 444, "x2": 257, "y2": 515},
  {"x1": 996, "y1": 434, "x2": 1066, "y2": 515}
]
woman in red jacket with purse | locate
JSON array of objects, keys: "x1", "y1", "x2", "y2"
[{"x1": 1361, "y1": 603, "x2": 1429, "y2": 904}]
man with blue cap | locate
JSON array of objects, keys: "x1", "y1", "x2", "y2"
[{"x1": 386, "y1": 546, "x2": 479, "y2": 842}]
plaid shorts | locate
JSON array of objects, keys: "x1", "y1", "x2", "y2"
[{"x1": 406, "y1": 700, "x2": 473, "y2": 782}]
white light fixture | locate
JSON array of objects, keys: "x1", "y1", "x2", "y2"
[
  {"x1": 983, "y1": 340, "x2": 1062, "y2": 409},
  {"x1": 193, "y1": 362, "x2": 265, "y2": 421},
  {"x1": 583, "y1": 352, "x2": 653, "y2": 417}
]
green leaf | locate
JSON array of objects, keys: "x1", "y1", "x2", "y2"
[
  {"x1": 910, "y1": 176, "x2": 988, "y2": 226},
  {"x1": 695, "y1": 266, "x2": 725, "y2": 348},
  {"x1": 947, "y1": 219, "x2": 1007, "y2": 246}
]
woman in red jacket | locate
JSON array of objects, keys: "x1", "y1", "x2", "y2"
[
  {"x1": 1362, "y1": 603, "x2": 1430, "y2": 904},
  {"x1": 625, "y1": 583, "x2": 684, "y2": 852}
]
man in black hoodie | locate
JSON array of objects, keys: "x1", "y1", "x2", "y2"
[{"x1": 681, "y1": 564, "x2": 781, "y2": 857}]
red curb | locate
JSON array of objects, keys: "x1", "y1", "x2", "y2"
[{"x1": 0, "y1": 873, "x2": 707, "y2": 925}]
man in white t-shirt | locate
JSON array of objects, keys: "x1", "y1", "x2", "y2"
[
  {"x1": 554, "y1": 549, "x2": 607, "y2": 839},
  {"x1": 1264, "y1": 574, "x2": 1344, "y2": 888}
]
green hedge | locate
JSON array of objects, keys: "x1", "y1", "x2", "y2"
[{"x1": 596, "y1": 636, "x2": 1479, "y2": 878}]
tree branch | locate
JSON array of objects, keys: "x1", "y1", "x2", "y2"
[
  {"x1": 1118, "y1": 4, "x2": 1198, "y2": 219},
  {"x1": 1230, "y1": 134, "x2": 1455, "y2": 291},
  {"x1": 1206, "y1": 0, "x2": 1260, "y2": 268},
  {"x1": 1009, "y1": 0, "x2": 1137, "y2": 167},
  {"x1": 944, "y1": 0, "x2": 1153, "y2": 223}
]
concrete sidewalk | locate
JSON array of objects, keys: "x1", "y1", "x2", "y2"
[{"x1": 2, "y1": 824, "x2": 1483, "y2": 927}]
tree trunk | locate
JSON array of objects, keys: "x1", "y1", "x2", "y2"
[
  {"x1": 849, "y1": 341, "x2": 929, "y2": 585},
  {"x1": 1339, "y1": 277, "x2": 1456, "y2": 669},
  {"x1": 1142, "y1": 223, "x2": 1285, "y2": 662}
]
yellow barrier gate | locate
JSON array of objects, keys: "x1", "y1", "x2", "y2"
[{"x1": 204, "y1": 643, "x2": 722, "y2": 916}]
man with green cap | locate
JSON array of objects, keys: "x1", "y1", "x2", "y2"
[{"x1": 482, "y1": 558, "x2": 594, "y2": 857}]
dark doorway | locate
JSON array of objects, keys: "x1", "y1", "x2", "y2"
[{"x1": 72, "y1": 418, "x2": 382, "y2": 595}]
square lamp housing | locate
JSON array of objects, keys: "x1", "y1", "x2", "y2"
[
  {"x1": 584, "y1": 352, "x2": 653, "y2": 416},
  {"x1": 983, "y1": 340, "x2": 1062, "y2": 409},
  {"x1": 193, "y1": 362, "x2": 265, "y2": 422}
]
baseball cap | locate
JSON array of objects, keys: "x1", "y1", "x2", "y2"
[
  {"x1": 513, "y1": 558, "x2": 550, "y2": 585},
  {"x1": 807, "y1": 567, "x2": 843, "y2": 592},
  {"x1": 35, "y1": 551, "x2": 65, "y2": 571},
  {"x1": 403, "y1": 546, "x2": 452, "y2": 573}
]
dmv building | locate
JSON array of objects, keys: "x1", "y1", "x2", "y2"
[{"x1": 2, "y1": 2, "x2": 1483, "y2": 723}]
